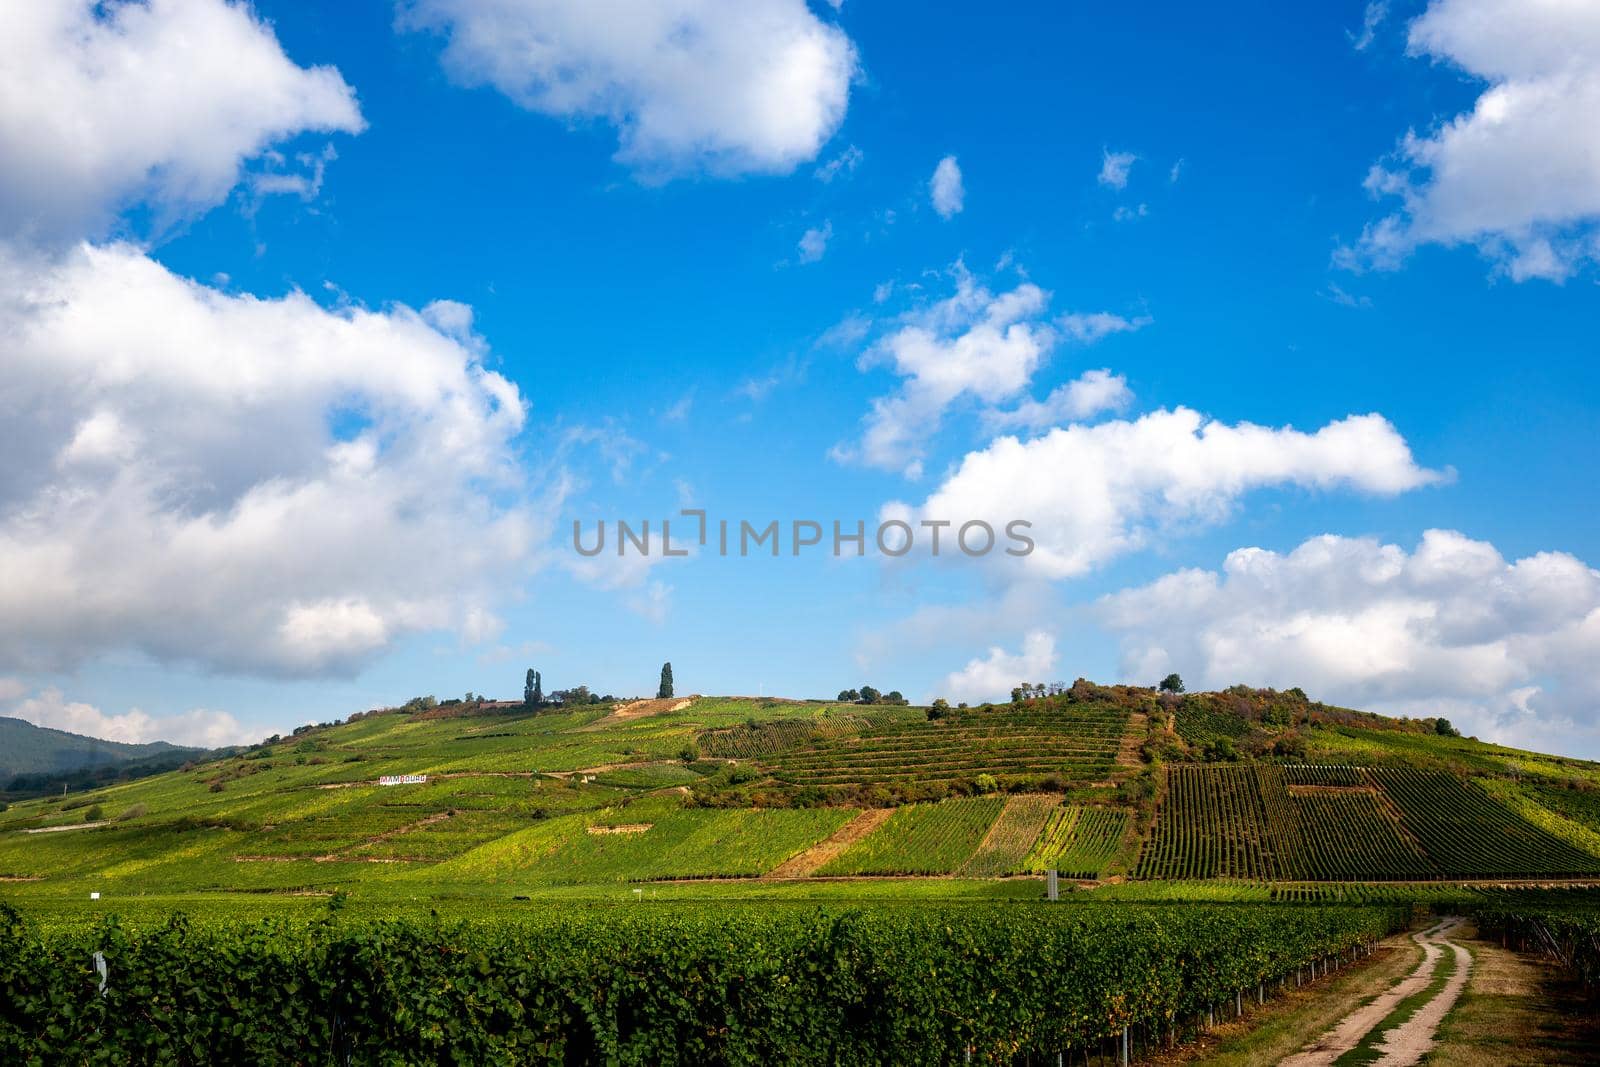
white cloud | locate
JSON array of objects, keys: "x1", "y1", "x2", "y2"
[
  {"x1": 1347, "y1": 0, "x2": 1600, "y2": 280},
  {"x1": 885, "y1": 409, "x2": 1445, "y2": 579},
  {"x1": 835, "y1": 270, "x2": 1150, "y2": 477},
  {"x1": 930, "y1": 155, "x2": 965, "y2": 218},
  {"x1": 814, "y1": 144, "x2": 862, "y2": 182},
  {"x1": 940, "y1": 631, "x2": 1057, "y2": 705},
  {"x1": 663, "y1": 390, "x2": 696, "y2": 422},
  {"x1": 9, "y1": 686, "x2": 256, "y2": 748},
  {"x1": 246, "y1": 145, "x2": 339, "y2": 206},
  {"x1": 1098, "y1": 150, "x2": 1137, "y2": 190},
  {"x1": 984, "y1": 368, "x2": 1134, "y2": 433},
  {"x1": 1099, "y1": 530, "x2": 1600, "y2": 757},
  {"x1": 835, "y1": 267, "x2": 1055, "y2": 477},
  {"x1": 0, "y1": 241, "x2": 543, "y2": 678},
  {"x1": 0, "y1": 0, "x2": 362, "y2": 244},
  {"x1": 1056, "y1": 311, "x2": 1150, "y2": 345},
  {"x1": 1322, "y1": 283, "x2": 1373, "y2": 308},
  {"x1": 399, "y1": 0, "x2": 857, "y2": 178},
  {"x1": 735, "y1": 355, "x2": 808, "y2": 404},
  {"x1": 1112, "y1": 203, "x2": 1149, "y2": 222},
  {"x1": 798, "y1": 220, "x2": 832, "y2": 263},
  {"x1": 1349, "y1": 1, "x2": 1389, "y2": 51}
]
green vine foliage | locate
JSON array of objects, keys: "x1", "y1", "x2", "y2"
[{"x1": 0, "y1": 901, "x2": 1405, "y2": 1064}]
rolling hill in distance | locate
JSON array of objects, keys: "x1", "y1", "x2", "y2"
[
  {"x1": 0, "y1": 717, "x2": 207, "y2": 790},
  {"x1": 6, "y1": 680, "x2": 1600, "y2": 902}
]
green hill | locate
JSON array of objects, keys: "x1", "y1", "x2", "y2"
[
  {"x1": 0, "y1": 716, "x2": 203, "y2": 788},
  {"x1": 2, "y1": 684, "x2": 1599, "y2": 904}
]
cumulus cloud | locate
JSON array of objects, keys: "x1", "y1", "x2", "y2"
[
  {"x1": 833, "y1": 269, "x2": 1152, "y2": 478},
  {"x1": 1099, "y1": 530, "x2": 1600, "y2": 756},
  {"x1": 0, "y1": 0, "x2": 362, "y2": 245},
  {"x1": 940, "y1": 631, "x2": 1057, "y2": 705},
  {"x1": 984, "y1": 368, "x2": 1134, "y2": 433},
  {"x1": 9, "y1": 686, "x2": 256, "y2": 748},
  {"x1": 833, "y1": 268, "x2": 1056, "y2": 478},
  {"x1": 930, "y1": 155, "x2": 964, "y2": 218},
  {"x1": 1346, "y1": 0, "x2": 1600, "y2": 280},
  {"x1": 885, "y1": 409, "x2": 1445, "y2": 579},
  {"x1": 0, "y1": 242, "x2": 541, "y2": 677},
  {"x1": 1098, "y1": 150, "x2": 1136, "y2": 189},
  {"x1": 798, "y1": 220, "x2": 832, "y2": 263},
  {"x1": 399, "y1": 0, "x2": 857, "y2": 178}
]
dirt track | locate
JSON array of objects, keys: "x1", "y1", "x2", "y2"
[
  {"x1": 1280, "y1": 917, "x2": 1473, "y2": 1066},
  {"x1": 763, "y1": 808, "x2": 893, "y2": 878}
]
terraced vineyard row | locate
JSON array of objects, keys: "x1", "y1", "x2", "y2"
[
  {"x1": 1369, "y1": 768, "x2": 1600, "y2": 878},
  {"x1": 1135, "y1": 766, "x2": 1275, "y2": 880},
  {"x1": 766, "y1": 706, "x2": 1129, "y2": 787},
  {"x1": 1172, "y1": 702, "x2": 1250, "y2": 746},
  {"x1": 1025, "y1": 806, "x2": 1129, "y2": 878},
  {"x1": 1283, "y1": 765, "x2": 1365, "y2": 786},
  {"x1": 696, "y1": 715, "x2": 865, "y2": 759},
  {"x1": 817, "y1": 797, "x2": 1004, "y2": 875},
  {"x1": 960, "y1": 795, "x2": 1061, "y2": 876},
  {"x1": 1137, "y1": 764, "x2": 1600, "y2": 881}
]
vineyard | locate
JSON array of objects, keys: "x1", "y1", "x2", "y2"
[
  {"x1": 1172, "y1": 702, "x2": 1251, "y2": 747},
  {"x1": 959, "y1": 795, "x2": 1062, "y2": 876},
  {"x1": 694, "y1": 707, "x2": 923, "y2": 760},
  {"x1": 1025, "y1": 806, "x2": 1130, "y2": 879},
  {"x1": 1471, "y1": 893, "x2": 1600, "y2": 993},
  {"x1": 0, "y1": 901, "x2": 1406, "y2": 1063},
  {"x1": 1137, "y1": 764, "x2": 1600, "y2": 881},
  {"x1": 1368, "y1": 767, "x2": 1600, "y2": 877},
  {"x1": 765, "y1": 705, "x2": 1129, "y2": 789},
  {"x1": 817, "y1": 797, "x2": 1004, "y2": 875},
  {"x1": 437, "y1": 803, "x2": 854, "y2": 883},
  {"x1": 4, "y1": 686, "x2": 1600, "y2": 900}
]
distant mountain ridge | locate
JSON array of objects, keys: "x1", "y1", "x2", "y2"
[{"x1": 0, "y1": 716, "x2": 202, "y2": 786}]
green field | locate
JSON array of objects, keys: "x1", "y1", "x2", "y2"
[
  {"x1": 3, "y1": 685, "x2": 1600, "y2": 909},
  {"x1": 817, "y1": 797, "x2": 1004, "y2": 875}
]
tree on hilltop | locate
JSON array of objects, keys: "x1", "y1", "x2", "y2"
[
  {"x1": 1158, "y1": 673, "x2": 1186, "y2": 694},
  {"x1": 658, "y1": 662, "x2": 674, "y2": 699},
  {"x1": 524, "y1": 669, "x2": 542, "y2": 708}
]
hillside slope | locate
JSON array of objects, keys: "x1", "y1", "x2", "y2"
[
  {"x1": 0, "y1": 716, "x2": 200, "y2": 786},
  {"x1": 0, "y1": 685, "x2": 1598, "y2": 899}
]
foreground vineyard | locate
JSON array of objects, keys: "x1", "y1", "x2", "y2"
[
  {"x1": 1472, "y1": 894, "x2": 1600, "y2": 991},
  {"x1": 1137, "y1": 765, "x2": 1600, "y2": 881},
  {"x1": 0, "y1": 901, "x2": 1404, "y2": 1063}
]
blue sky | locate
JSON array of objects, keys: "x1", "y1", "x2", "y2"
[{"x1": 2, "y1": 0, "x2": 1599, "y2": 756}]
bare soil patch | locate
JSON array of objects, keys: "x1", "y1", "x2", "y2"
[
  {"x1": 578, "y1": 697, "x2": 696, "y2": 731},
  {"x1": 763, "y1": 808, "x2": 892, "y2": 879},
  {"x1": 1117, "y1": 710, "x2": 1149, "y2": 769}
]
